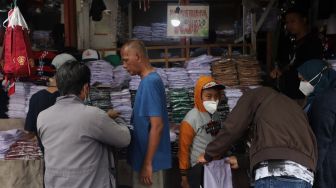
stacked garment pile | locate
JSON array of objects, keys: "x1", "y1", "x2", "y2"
[
  {"x1": 89, "y1": 87, "x2": 112, "y2": 112},
  {"x1": 7, "y1": 83, "x2": 31, "y2": 118},
  {"x1": 86, "y1": 60, "x2": 114, "y2": 86},
  {"x1": 112, "y1": 65, "x2": 131, "y2": 90},
  {"x1": 110, "y1": 89, "x2": 132, "y2": 125},
  {"x1": 151, "y1": 23, "x2": 179, "y2": 42},
  {"x1": 5, "y1": 134, "x2": 42, "y2": 160},
  {"x1": 129, "y1": 75, "x2": 141, "y2": 91},
  {"x1": 151, "y1": 23, "x2": 167, "y2": 42},
  {"x1": 133, "y1": 26, "x2": 152, "y2": 41},
  {"x1": 212, "y1": 59, "x2": 239, "y2": 86},
  {"x1": 168, "y1": 89, "x2": 193, "y2": 124},
  {"x1": 155, "y1": 68, "x2": 169, "y2": 87},
  {"x1": 186, "y1": 55, "x2": 219, "y2": 86},
  {"x1": 165, "y1": 68, "x2": 193, "y2": 89},
  {"x1": 236, "y1": 56, "x2": 262, "y2": 86},
  {"x1": 0, "y1": 129, "x2": 24, "y2": 159},
  {"x1": 165, "y1": 88, "x2": 172, "y2": 122},
  {"x1": 224, "y1": 88, "x2": 243, "y2": 111},
  {"x1": 129, "y1": 69, "x2": 168, "y2": 91}
]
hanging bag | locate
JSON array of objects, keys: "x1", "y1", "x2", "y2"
[
  {"x1": 3, "y1": 6, "x2": 34, "y2": 76},
  {"x1": 0, "y1": 6, "x2": 35, "y2": 95}
]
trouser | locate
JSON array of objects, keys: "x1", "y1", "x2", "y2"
[
  {"x1": 255, "y1": 176, "x2": 312, "y2": 188},
  {"x1": 133, "y1": 170, "x2": 165, "y2": 188},
  {"x1": 188, "y1": 163, "x2": 204, "y2": 188}
]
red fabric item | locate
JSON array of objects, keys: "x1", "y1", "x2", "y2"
[
  {"x1": 3, "y1": 25, "x2": 35, "y2": 77},
  {"x1": 2, "y1": 8, "x2": 35, "y2": 77}
]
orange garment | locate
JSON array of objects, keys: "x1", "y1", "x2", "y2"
[{"x1": 178, "y1": 75, "x2": 218, "y2": 174}]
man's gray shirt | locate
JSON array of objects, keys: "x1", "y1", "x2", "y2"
[{"x1": 37, "y1": 95, "x2": 130, "y2": 188}]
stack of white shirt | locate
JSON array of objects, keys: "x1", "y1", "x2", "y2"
[
  {"x1": 165, "y1": 68, "x2": 193, "y2": 89},
  {"x1": 129, "y1": 75, "x2": 141, "y2": 90},
  {"x1": 155, "y1": 68, "x2": 169, "y2": 87},
  {"x1": 86, "y1": 60, "x2": 114, "y2": 86},
  {"x1": 7, "y1": 82, "x2": 30, "y2": 118},
  {"x1": 112, "y1": 65, "x2": 131, "y2": 89},
  {"x1": 186, "y1": 55, "x2": 219, "y2": 86},
  {"x1": 151, "y1": 23, "x2": 167, "y2": 42},
  {"x1": 110, "y1": 89, "x2": 132, "y2": 124},
  {"x1": 224, "y1": 88, "x2": 243, "y2": 111},
  {"x1": 133, "y1": 26, "x2": 152, "y2": 41}
]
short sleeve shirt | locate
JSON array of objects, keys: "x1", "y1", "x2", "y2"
[
  {"x1": 25, "y1": 89, "x2": 60, "y2": 153},
  {"x1": 128, "y1": 72, "x2": 172, "y2": 172}
]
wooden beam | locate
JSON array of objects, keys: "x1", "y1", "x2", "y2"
[{"x1": 64, "y1": 0, "x2": 77, "y2": 47}]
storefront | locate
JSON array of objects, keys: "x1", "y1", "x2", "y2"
[{"x1": 0, "y1": 0, "x2": 335, "y2": 187}]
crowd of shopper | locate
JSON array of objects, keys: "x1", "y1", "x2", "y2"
[{"x1": 18, "y1": 36, "x2": 335, "y2": 188}]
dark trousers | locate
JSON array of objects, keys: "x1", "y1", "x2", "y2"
[{"x1": 188, "y1": 163, "x2": 204, "y2": 188}]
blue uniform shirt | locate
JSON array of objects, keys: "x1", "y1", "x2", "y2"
[{"x1": 128, "y1": 72, "x2": 172, "y2": 172}]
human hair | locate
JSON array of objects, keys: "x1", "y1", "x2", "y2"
[
  {"x1": 121, "y1": 40, "x2": 149, "y2": 58},
  {"x1": 285, "y1": 6, "x2": 308, "y2": 20},
  {"x1": 56, "y1": 61, "x2": 91, "y2": 96}
]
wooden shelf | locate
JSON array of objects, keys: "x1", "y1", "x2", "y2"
[{"x1": 97, "y1": 43, "x2": 251, "y2": 67}]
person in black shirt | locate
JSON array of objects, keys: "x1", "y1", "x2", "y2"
[
  {"x1": 270, "y1": 7, "x2": 323, "y2": 102},
  {"x1": 25, "y1": 53, "x2": 76, "y2": 153}
]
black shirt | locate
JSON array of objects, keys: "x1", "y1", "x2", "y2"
[
  {"x1": 25, "y1": 89, "x2": 60, "y2": 153},
  {"x1": 278, "y1": 33, "x2": 323, "y2": 99}
]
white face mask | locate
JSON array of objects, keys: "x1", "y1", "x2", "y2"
[
  {"x1": 203, "y1": 100, "x2": 219, "y2": 114},
  {"x1": 299, "y1": 81, "x2": 315, "y2": 96},
  {"x1": 299, "y1": 67, "x2": 325, "y2": 96}
]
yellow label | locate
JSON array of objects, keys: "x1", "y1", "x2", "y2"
[{"x1": 17, "y1": 56, "x2": 26, "y2": 66}]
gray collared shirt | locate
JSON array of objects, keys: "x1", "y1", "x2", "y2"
[{"x1": 37, "y1": 95, "x2": 130, "y2": 188}]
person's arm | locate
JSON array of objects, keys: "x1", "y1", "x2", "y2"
[
  {"x1": 201, "y1": 90, "x2": 256, "y2": 163},
  {"x1": 308, "y1": 97, "x2": 335, "y2": 170},
  {"x1": 140, "y1": 116, "x2": 164, "y2": 185},
  {"x1": 178, "y1": 121, "x2": 195, "y2": 188},
  {"x1": 90, "y1": 109, "x2": 130, "y2": 148},
  {"x1": 178, "y1": 121, "x2": 195, "y2": 175}
]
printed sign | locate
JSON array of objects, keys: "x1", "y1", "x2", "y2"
[{"x1": 167, "y1": 5, "x2": 209, "y2": 37}]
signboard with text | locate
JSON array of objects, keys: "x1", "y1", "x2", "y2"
[{"x1": 167, "y1": 5, "x2": 209, "y2": 37}]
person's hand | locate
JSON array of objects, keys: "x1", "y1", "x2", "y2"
[
  {"x1": 181, "y1": 176, "x2": 190, "y2": 188},
  {"x1": 225, "y1": 156, "x2": 239, "y2": 169},
  {"x1": 107, "y1": 109, "x2": 120, "y2": 119},
  {"x1": 270, "y1": 68, "x2": 282, "y2": 79},
  {"x1": 140, "y1": 163, "x2": 153, "y2": 186},
  {"x1": 197, "y1": 153, "x2": 208, "y2": 164}
]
